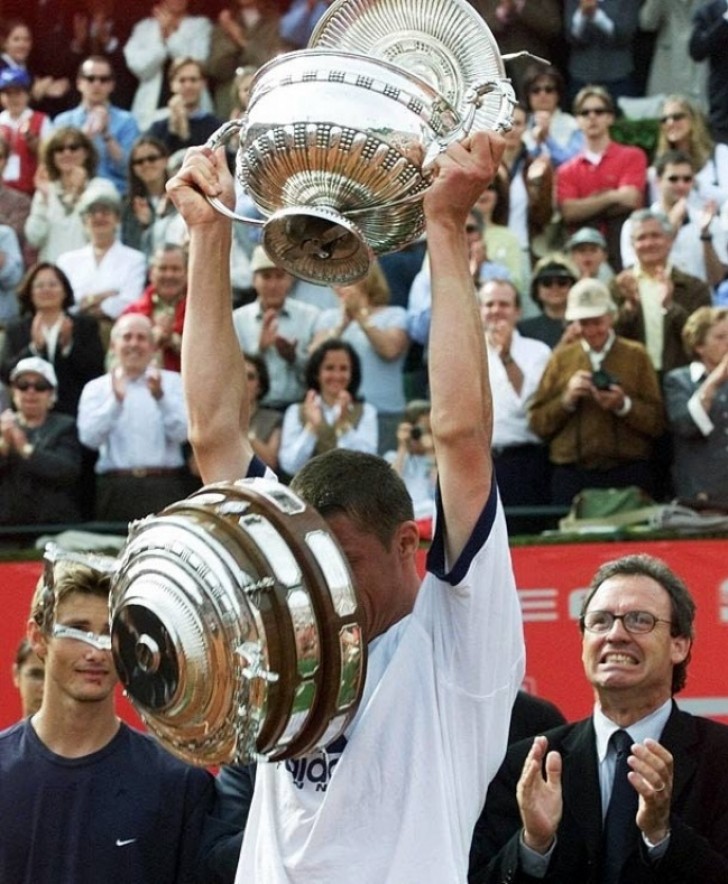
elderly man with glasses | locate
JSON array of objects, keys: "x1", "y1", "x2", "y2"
[{"x1": 470, "y1": 552, "x2": 728, "y2": 883}]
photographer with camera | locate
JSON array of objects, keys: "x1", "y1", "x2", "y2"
[{"x1": 528, "y1": 279, "x2": 664, "y2": 505}]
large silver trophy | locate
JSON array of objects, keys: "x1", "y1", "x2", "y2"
[
  {"x1": 206, "y1": 0, "x2": 519, "y2": 284},
  {"x1": 110, "y1": 480, "x2": 365, "y2": 766}
]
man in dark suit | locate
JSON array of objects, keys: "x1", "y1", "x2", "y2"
[
  {"x1": 689, "y1": 0, "x2": 728, "y2": 145},
  {"x1": 469, "y1": 553, "x2": 728, "y2": 883}
]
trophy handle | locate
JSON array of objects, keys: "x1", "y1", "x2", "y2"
[
  {"x1": 422, "y1": 78, "x2": 517, "y2": 170},
  {"x1": 203, "y1": 117, "x2": 265, "y2": 227}
]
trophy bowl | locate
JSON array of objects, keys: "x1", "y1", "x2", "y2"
[
  {"x1": 207, "y1": 46, "x2": 514, "y2": 285},
  {"x1": 109, "y1": 479, "x2": 366, "y2": 766}
]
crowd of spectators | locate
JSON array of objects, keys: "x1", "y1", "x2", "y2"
[{"x1": 1, "y1": 0, "x2": 728, "y2": 528}]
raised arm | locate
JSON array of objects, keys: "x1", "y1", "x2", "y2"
[
  {"x1": 167, "y1": 147, "x2": 253, "y2": 483},
  {"x1": 424, "y1": 131, "x2": 505, "y2": 563}
]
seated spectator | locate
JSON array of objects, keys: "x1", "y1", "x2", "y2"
[
  {"x1": 528, "y1": 279, "x2": 664, "y2": 505},
  {"x1": 639, "y1": 0, "x2": 707, "y2": 109},
  {"x1": 689, "y1": 2, "x2": 728, "y2": 145},
  {"x1": 384, "y1": 399, "x2": 437, "y2": 530},
  {"x1": 648, "y1": 94, "x2": 728, "y2": 206},
  {"x1": 53, "y1": 55, "x2": 140, "y2": 197},
  {"x1": 11, "y1": 637, "x2": 44, "y2": 719},
  {"x1": 279, "y1": 339, "x2": 377, "y2": 476},
  {"x1": 0, "y1": 356, "x2": 82, "y2": 524},
  {"x1": 1, "y1": 262, "x2": 105, "y2": 417},
  {"x1": 207, "y1": 0, "x2": 281, "y2": 120},
  {"x1": 310, "y1": 260, "x2": 409, "y2": 454},
  {"x1": 518, "y1": 254, "x2": 580, "y2": 350},
  {"x1": 0, "y1": 134, "x2": 34, "y2": 266},
  {"x1": 0, "y1": 68, "x2": 51, "y2": 195},
  {"x1": 664, "y1": 306, "x2": 728, "y2": 503},
  {"x1": 565, "y1": 226, "x2": 615, "y2": 284},
  {"x1": 556, "y1": 85, "x2": 647, "y2": 272},
  {"x1": 564, "y1": 0, "x2": 641, "y2": 102},
  {"x1": 124, "y1": 0, "x2": 212, "y2": 131},
  {"x1": 623, "y1": 150, "x2": 728, "y2": 289},
  {"x1": 243, "y1": 352, "x2": 282, "y2": 472},
  {"x1": 611, "y1": 208, "x2": 712, "y2": 376},
  {"x1": 56, "y1": 184, "x2": 147, "y2": 332},
  {"x1": 522, "y1": 64, "x2": 582, "y2": 168},
  {"x1": 232, "y1": 246, "x2": 320, "y2": 410},
  {"x1": 77, "y1": 313, "x2": 193, "y2": 522},
  {"x1": 146, "y1": 57, "x2": 223, "y2": 156},
  {"x1": 25, "y1": 126, "x2": 118, "y2": 264},
  {"x1": 480, "y1": 278, "x2": 552, "y2": 507},
  {"x1": 0, "y1": 223, "x2": 24, "y2": 329},
  {"x1": 122, "y1": 244, "x2": 187, "y2": 372},
  {"x1": 120, "y1": 136, "x2": 178, "y2": 260}
]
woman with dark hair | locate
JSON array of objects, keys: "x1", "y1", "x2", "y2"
[
  {"x1": 521, "y1": 64, "x2": 581, "y2": 168},
  {"x1": 121, "y1": 134, "x2": 180, "y2": 260},
  {"x1": 25, "y1": 126, "x2": 116, "y2": 262},
  {"x1": 279, "y1": 339, "x2": 378, "y2": 475},
  {"x1": 244, "y1": 351, "x2": 282, "y2": 471},
  {"x1": 0, "y1": 262, "x2": 105, "y2": 416}
]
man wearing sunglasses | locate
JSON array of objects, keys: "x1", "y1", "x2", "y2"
[
  {"x1": 470, "y1": 552, "x2": 728, "y2": 882},
  {"x1": 53, "y1": 56, "x2": 139, "y2": 195},
  {"x1": 556, "y1": 85, "x2": 647, "y2": 272},
  {"x1": 0, "y1": 547, "x2": 214, "y2": 883}
]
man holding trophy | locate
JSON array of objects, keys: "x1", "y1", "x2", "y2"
[{"x1": 168, "y1": 119, "x2": 524, "y2": 882}]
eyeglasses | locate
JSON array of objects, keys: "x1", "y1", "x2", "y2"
[
  {"x1": 539, "y1": 276, "x2": 572, "y2": 287},
  {"x1": 81, "y1": 74, "x2": 113, "y2": 83},
  {"x1": 665, "y1": 174, "x2": 693, "y2": 183},
  {"x1": 13, "y1": 379, "x2": 53, "y2": 392},
  {"x1": 581, "y1": 610, "x2": 673, "y2": 635},
  {"x1": 660, "y1": 112, "x2": 688, "y2": 125},
  {"x1": 52, "y1": 623, "x2": 112, "y2": 651},
  {"x1": 132, "y1": 153, "x2": 164, "y2": 166},
  {"x1": 577, "y1": 107, "x2": 610, "y2": 117},
  {"x1": 53, "y1": 142, "x2": 82, "y2": 153},
  {"x1": 530, "y1": 84, "x2": 556, "y2": 95}
]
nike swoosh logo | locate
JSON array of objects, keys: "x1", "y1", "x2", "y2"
[{"x1": 116, "y1": 838, "x2": 137, "y2": 847}]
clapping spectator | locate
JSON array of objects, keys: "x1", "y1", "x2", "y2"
[
  {"x1": 279, "y1": 0, "x2": 335, "y2": 50},
  {"x1": 1, "y1": 263, "x2": 104, "y2": 417},
  {"x1": 279, "y1": 338, "x2": 377, "y2": 476},
  {"x1": 664, "y1": 306, "x2": 728, "y2": 502},
  {"x1": 0, "y1": 356, "x2": 82, "y2": 524},
  {"x1": 207, "y1": 0, "x2": 281, "y2": 120},
  {"x1": 243, "y1": 352, "x2": 282, "y2": 472},
  {"x1": 0, "y1": 18, "x2": 70, "y2": 115},
  {"x1": 121, "y1": 135, "x2": 180, "y2": 260},
  {"x1": 124, "y1": 0, "x2": 213, "y2": 131},
  {"x1": 0, "y1": 68, "x2": 51, "y2": 195},
  {"x1": 311, "y1": 260, "x2": 409, "y2": 453},
  {"x1": 25, "y1": 126, "x2": 117, "y2": 264},
  {"x1": 522, "y1": 65, "x2": 581, "y2": 168},
  {"x1": 53, "y1": 55, "x2": 140, "y2": 196}
]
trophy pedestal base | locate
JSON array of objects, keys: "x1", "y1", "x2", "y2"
[{"x1": 262, "y1": 206, "x2": 371, "y2": 286}]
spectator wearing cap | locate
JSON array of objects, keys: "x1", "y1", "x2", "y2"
[
  {"x1": 611, "y1": 208, "x2": 712, "y2": 376},
  {"x1": 556, "y1": 85, "x2": 646, "y2": 272},
  {"x1": 529, "y1": 278, "x2": 664, "y2": 504},
  {"x1": 53, "y1": 55, "x2": 140, "y2": 196},
  {"x1": 517, "y1": 254, "x2": 580, "y2": 350},
  {"x1": 77, "y1": 313, "x2": 192, "y2": 522},
  {"x1": 56, "y1": 184, "x2": 146, "y2": 334},
  {"x1": 0, "y1": 356, "x2": 82, "y2": 524},
  {"x1": 0, "y1": 67, "x2": 52, "y2": 195},
  {"x1": 564, "y1": 225, "x2": 614, "y2": 284},
  {"x1": 232, "y1": 246, "x2": 320, "y2": 410},
  {"x1": 621, "y1": 150, "x2": 728, "y2": 290}
]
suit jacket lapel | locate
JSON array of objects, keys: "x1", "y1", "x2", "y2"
[{"x1": 560, "y1": 719, "x2": 604, "y2": 857}]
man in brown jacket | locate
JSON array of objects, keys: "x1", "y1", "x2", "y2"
[{"x1": 529, "y1": 278, "x2": 664, "y2": 505}]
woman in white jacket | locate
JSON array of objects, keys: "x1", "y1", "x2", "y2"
[{"x1": 123, "y1": 0, "x2": 212, "y2": 131}]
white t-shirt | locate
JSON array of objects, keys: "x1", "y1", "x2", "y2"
[{"x1": 235, "y1": 486, "x2": 525, "y2": 883}]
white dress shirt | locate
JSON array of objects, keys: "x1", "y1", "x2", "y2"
[{"x1": 57, "y1": 240, "x2": 147, "y2": 319}]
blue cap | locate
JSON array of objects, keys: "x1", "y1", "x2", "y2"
[{"x1": 0, "y1": 68, "x2": 31, "y2": 91}]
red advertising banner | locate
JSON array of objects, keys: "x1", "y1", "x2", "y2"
[{"x1": 2, "y1": 538, "x2": 727, "y2": 730}]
